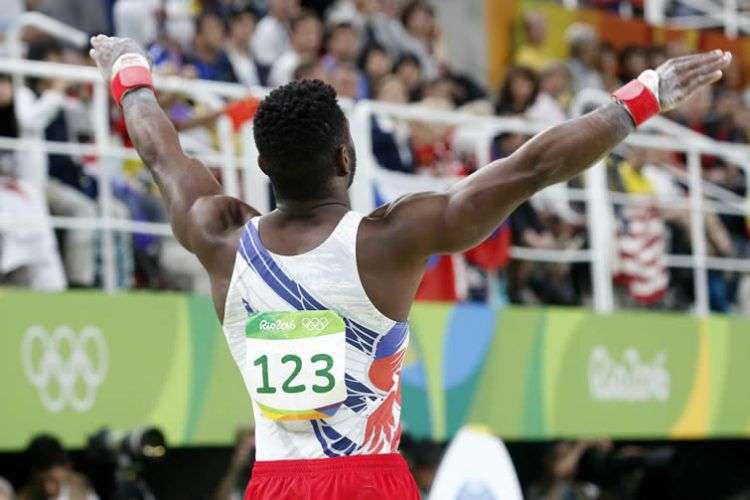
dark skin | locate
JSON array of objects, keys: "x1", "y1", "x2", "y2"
[{"x1": 90, "y1": 36, "x2": 731, "y2": 322}]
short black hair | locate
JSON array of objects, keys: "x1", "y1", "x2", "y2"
[
  {"x1": 253, "y1": 80, "x2": 348, "y2": 200},
  {"x1": 229, "y1": 6, "x2": 258, "y2": 23},
  {"x1": 290, "y1": 8, "x2": 320, "y2": 32},
  {"x1": 25, "y1": 434, "x2": 70, "y2": 473},
  {"x1": 27, "y1": 37, "x2": 63, "y2": 62},
  {"x1": 195, "y1": 11, "x2": 226, "y2": 34},
  {"x1": 26, "y1": 38, "x2": 64, "y2": 91},
  {"x1": 401, "y1": 0, "x2": 435, "y2": 28},
  {"x1": 395, "y1": 53, "x2": 421, "y2": 71}
]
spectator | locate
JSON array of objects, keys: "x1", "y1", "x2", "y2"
[
  {"x1": 395, "y1": 0, "x2": 443, "y2": 80},
  {"x1": 17, "y1": 38, "x2": 98, "y2": 287},
  {"x1": 618, "y1": 45, "x2": 648, "y2": 83},
  {"x1": 0, "y1": 477, "x2": 13, "y2": 500},
  {"x1": 394, "y1": 53, "x2": 423, "y2": 102},
  {"x1": 326, "y1": 0, "x2": 379, "y2": 32},
  {"x1": 268, "y1": 9, "x2": 323, "y2": 87},
  {"x1": 38, "y1": 0, "x2": 109, "y2": 36},
  {"x1": 515, "y1": 10, "x2": 557, "y2": 72},
  {"x1": 410, "y1": 96, "x2": 460, "y2": 176},
  {"x1": 330, "y1": 62, "x2": 360, "y2": 99},
  {"x1": 565, "y1": 23, "x2": 604, "y2": 94},
  {"x1": 447, "y1": 72, "x2": 488, "y2": 107},
  {"x1": 293, "y1": 59, "x2": 327, "y2": 81},
  {"x1": 226, "y1": 7, "x2": 261, "y2": 87},
  {"x1": 113, "y1": 0, "x2": 160, "y2": 46},
  {"x1": 423, "y1": 76, "x2": 455, "y2": 104},
  {"x1": 370, "y1": 75, "x2": 414, "y2": 173},
  {"x1": 509, "y1": 200, "x2": 578, "y2": 305},
  {"x1": 18, "y1": 434, "x2": 99, "y2": 500},
  {"x1": 494, "y1": 66, "x2": 539, "y2": 116},
  {"x1": 358, "y1": 43, "x2": 393, "y2": 98},
  {"x1": 527, "y1": 440, "x2": 612, "y2": 500},
  {"x1": 322, "y1": 22, "x2": 368, "y2": 98},
  {"x1": 185, "y1": 12, "x2": 238, "y2": 82},
  {"x1": 538, "y1": 61, "x2": 573, "y2": 111},
  {"x1": 202, "y1": 0, "x2": 240, "y2": 21},
  {"x1": 0, "y1": 0, "x2": 22, "y2": 53},
  {"x1": 212, "y1": 428, "x2": 255, "y2": 500},
  {"x1": 148, "y1": 31, "x2": 189, "y2": 77},
  {"x1": 252, "y1": 0, "x2": 299, "y2": 72},
  {"x1": 647, "y1": 45, "x2": 668, "y2": 70},
  {"x1": 599, "y1": 42, "x2": 620, "y2": 91}
]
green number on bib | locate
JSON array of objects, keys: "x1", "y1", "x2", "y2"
[
  {"x1": 253, "y1": 355, "x2": 276, "y2": 394},
  {"x1": 311, "y1": 353, "x2": 335, "y2": 393},
  {"x1": 281, "y1": 354, "x2": 305, "y2": 393}
]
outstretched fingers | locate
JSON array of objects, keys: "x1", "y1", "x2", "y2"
[
  {"x1": 684, "y1": 52, "x2": 731, "y2": 89},
  {"x1": 692, "y1": 70, "x2": 725, "y2": 90}
]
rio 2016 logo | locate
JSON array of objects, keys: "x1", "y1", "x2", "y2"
[{"x1": 21, "y1": 325, "x2": 108, "y2": 413}]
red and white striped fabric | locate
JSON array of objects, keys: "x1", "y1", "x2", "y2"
[{"x1": 615, "y1": 204, "x2": 668, "y2": 305}]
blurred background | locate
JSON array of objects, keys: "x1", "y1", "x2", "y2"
[{"x1": 0, "y1": 0, "x2": 749, "y2": 499}]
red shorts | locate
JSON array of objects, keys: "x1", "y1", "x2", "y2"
[{"x1": 244, "y1": 453, "x2": 420, "y2": 500}]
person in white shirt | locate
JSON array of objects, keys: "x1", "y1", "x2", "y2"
[
  {"x1": 268, "y1": 9, "x2": 322, "y2": 88},
  {"x1": 113, "y1": 0, "x2": 160, "y2": 46},
  {"x1": 15, "y1": 40, "x2": 98, "y2": 287},
  {"x1": 252, "y1": 0, "x2": 299, "y2": 70},
  {"x1": 226, "y1": 7, "x2": 261, "y2": 87},
  {"x1": 565, "y1": 23, "x2": 604, "y2": 94}
]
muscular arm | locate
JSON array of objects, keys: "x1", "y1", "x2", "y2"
[
  {"x1": 90, "y1": 36, "x2": 257, "y2": 276},
  {"x1": 121, "y1": 88, "x2": 224, "y2": 250},
  {"x1": 376, "y1": 51, "x2": 731, "y2": 260}
]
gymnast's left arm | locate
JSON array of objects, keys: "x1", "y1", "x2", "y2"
[{"x1": 375, "y1": 50, "x2": 732, "y2": 259}]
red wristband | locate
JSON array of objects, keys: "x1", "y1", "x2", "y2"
[
  {"x1": 110, "y1": 53, "x2": 154, "y2": 107},
  {"x1": 612, "y1": 79, "x2": 660, "y2": 127}
]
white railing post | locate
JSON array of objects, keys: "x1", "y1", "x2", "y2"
[
  {"x1": 645, "y1": 0, "x2": 666, "y2": 26},
  {"x1": 585, "y1": 159, "x2": 615, "y2": 313},
  {"x1": 687, "y1": 148, "x2": 710, "y2": 317},
  {"x1": 725, "y1": 0, "x2": 739, "y2": 38},
  {"x1": 216, "y1": 116, "x2": 240, "y2": 199},
  {"x1": 349, "y1": 101, "x2": 376, "y2": 213},
  {"x1": 93, "y1": 81, "x2": 117, "y2": 293},
  {"x1": 240, "y1": 122, "x2": 270, "y2": 212}
]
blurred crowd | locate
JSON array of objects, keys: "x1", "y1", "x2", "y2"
[
  {"x1": 3, "y1": 431, "x2": 750, "y2": 500},
  {"x1": 0, "y1": 0, "x2": 748, "y2": 314}
]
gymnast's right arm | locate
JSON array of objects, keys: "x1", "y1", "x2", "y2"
[
  {"x1": 89, "y1": 35, "x2": 256, "y2": 268},
  {"x1": 375, "y1": 50, "x2": 732, "y2": 261}
]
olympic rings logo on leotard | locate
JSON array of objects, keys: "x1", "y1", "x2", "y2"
[
  {"x1": 21, "y1": 325, "x2": 108, "y2": 413},
  {"x1": 301, "y1": 317, "x2": 329, "y2": 332}
]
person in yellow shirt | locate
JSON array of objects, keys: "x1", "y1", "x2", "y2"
[{"x1": 514, "y1": 11, "x2": 558, "y2": 72}]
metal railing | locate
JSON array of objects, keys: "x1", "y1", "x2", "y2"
[{"x1": 0, "y1": 57, "x2": 747, "y2": 317}]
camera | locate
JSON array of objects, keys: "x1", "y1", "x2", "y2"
[{"x1": 86, "y1": 427, "x2": 166, "y2": 500}]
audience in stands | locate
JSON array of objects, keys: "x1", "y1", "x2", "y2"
[
  {"x1": 252, "y1": 0, "x2": 298, "y2": 73},
  {"x1": 268, "y1": 9, "x2": 323, "y2": 87},
  {"x1": 0, "y1": 1, "x2": 748, "y2": 313},
  {"x1": 226, "y1": 8, "x2": 261, "y2": 87}
]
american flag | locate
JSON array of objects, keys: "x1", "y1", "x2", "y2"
[{"x1": 615, "y1": 204, "x2": 669, "y2": 305}]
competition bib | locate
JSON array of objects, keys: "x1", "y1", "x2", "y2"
[{"x1": 245, "y1": 310, "x2": 347, "y2": 421}]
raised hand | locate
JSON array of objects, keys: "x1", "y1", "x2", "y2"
[
  {"x1": 656, "y1": 49, "x2": 732, "y2": 111},
  {"x1": 89, "y1": 34, "x2": 149, "y2": 82}
]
